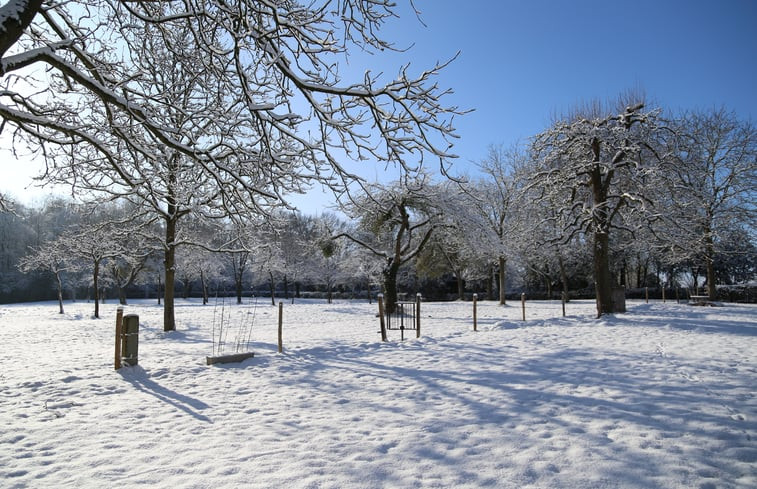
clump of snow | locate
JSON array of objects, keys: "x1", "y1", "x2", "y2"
[{"x1": 1, "y1": 298, "x2": 755, "y2": 488}]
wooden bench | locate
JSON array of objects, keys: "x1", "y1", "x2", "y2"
[{"x1": 689, "y1": 295, "x2": 711, "y2": 306}]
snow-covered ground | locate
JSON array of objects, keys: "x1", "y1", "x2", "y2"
[{"x1": 1, "y1": 297, "x2": 755, "y2": 488}]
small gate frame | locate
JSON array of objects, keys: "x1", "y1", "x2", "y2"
[{"x1": 385, "y1": 294, "x2": 422, "y2": 341}]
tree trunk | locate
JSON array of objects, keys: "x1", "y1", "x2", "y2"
[
  {"x1": 382, "y1": 259, "x2": 400, "y2": 315},
  {"x1": 56, "y1": 272, "x2": 64, "y2": 314},
  {"x1": 619, "y1": 259, "x2": 627, "y2": 288},
  {"x1": 163, "y1": 216, "x2": 177, "y2": 331},
  {"x1": 283, "y1": 275, "x2": 289, "y2": 300},
  {"x1": 93, "y1": 260, "x2": 100, "y2": 319},
  {"x1": 269, "y1": 270, "x2": 275, "y2": 306},
  {"x1": 704, "y1": 228, "x2": 717, "y2": 300},
  {"x1": 486, "y1": 264, "x2": 494, "y2": 300},
  {"x1": 594, "y1": 231, "x2": 615, "y2": 317},
  {"x1": 456, "y1": 272, "x2": 465, "y2": 301},
  {"x1": 235, "y1": 272, "x2": 243, "y2": 304},
  {"x1": 498, "y1": 256, "x2": 507, "y2": 305},
  {"x1": 559, "y1": 254, "x2": 569, "y2": 302},
  {"x1": 201, "y1": 271, "x2": 209, "y2": 305}
]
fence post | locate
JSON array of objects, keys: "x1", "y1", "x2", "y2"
[
  {"x1": 645, "y1": 287, "x2": 649, "y2": 304},
  {"x1": 416, "y1": 293, "x2": 422, "y2": 338},
  {"x1": 561, "y1": 292, "x2": 566, "y2": 317},
  {"x1": 662, "y1": 286, "x2": 666, "y2": 303},
  {"x1": 378, "y1": 294, "x2": 387, "y2": 342},
  {"x1": 521, "y1": 293, "x2": 526, "y2": 321},
  {"x1": 278, "y1": 302, "x2": 283, "y2": 353},
  {"x1": 473, "y1": 293, "x2": 478, "y2": 332},
  {"x1": 114, "y1": 306, "x2": 124, "y2": 370}
]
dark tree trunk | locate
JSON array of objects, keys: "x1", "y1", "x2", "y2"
[
  {"x1": 559, "y1": 254, "x2": 569, "y2": 302},
  {"x1": 93, "y1": 260, "x2": 100, "y2": 319},
  {"x1": 456, "y1": 272, "x2": 465, "y2": 301},
  {"x1": 269, "y1": 271, "x2": 275, "y2": 306},
  {"x1": 235, "y1": 275, "x2": 243, "y2": 304},
  {"x1": 704, "y1": 226, "x2": 717, "y2": 300},
  {"x1": 201, "y1": 271, "x2": 209, "y2": 305},
  {"x1": 588, "y1": 136, "x2": 619, "y2": 317},
  {"x1": 498, "y1": 256, "x2": 507, "y2": 305},
  {"x1": 382, "y1": 259, "x2": 400, "y2": 315},
  {"x1": 594, "y1": 231, "x2": 615, "y2": 317},
  {"x1": 163, "y1": 216, "x2": 177, "y2": 331},
  {"x1": 486, "y1": 264, "x2": 494, "y2": 301},
  {"x1": 56, "y1": 272, "x2": 64, "y2": 314}
]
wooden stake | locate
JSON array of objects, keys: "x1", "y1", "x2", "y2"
[
  {"x1": 561, "y1": 292, "x2": 566, "y2": 317},
  {"x1": 645, "y1": 287, "x2": 649, "y2": 304},
  {"x1": 521, "y1": 293, "x2": 526, "y2": 321},
  {"x1": 473, "y1": 293, "x2": 478, "y2": 332},
  {"x1": 114, "y1": 306, "x2": 124, "y2": 370},
  {"x1": 277, "y1": 302, "x2": 283, "y2": 353}
]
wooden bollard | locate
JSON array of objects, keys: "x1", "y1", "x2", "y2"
[
  {"x1": 114, "y1": 306, "x2": 124, "y2": 370},
  {"x1": 561, "y1": 292, "x2": 566, "y2": 317},
  {"x1": 277, "y1": 302, "x2": 283, "y2": 353},
  {"x1": 473, "y1": 293, "x2": 478, "y2": 332},
  {"x1": 521, "y1": 293, "x2": 526, "y2": 321}
]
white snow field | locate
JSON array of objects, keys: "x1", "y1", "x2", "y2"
[{"x1": 1, "y1": 297, "x2": 755, "y2": 489}]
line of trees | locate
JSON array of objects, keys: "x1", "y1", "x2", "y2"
[
  {"x1": 4, "y1": 100, "x2": 755, "y2": 320},
  {"x1": 1, "y1": 1, "x2": 754, "y2": 320}
]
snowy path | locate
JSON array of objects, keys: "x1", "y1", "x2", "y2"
[{"x1": 1, "y1": 299, "x2": 755, "y2": 488}]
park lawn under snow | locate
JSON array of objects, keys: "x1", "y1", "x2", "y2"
[{"x1": 0, "y1": 297, "x2": 755, "y2": 489}]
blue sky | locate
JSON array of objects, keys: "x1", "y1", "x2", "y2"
[
  {"x1": 3, "y1": 0, "x2": 756, "y2": 207},
  {"x1": 381, "y1": 0, "x2": 757, "y2": 169}
]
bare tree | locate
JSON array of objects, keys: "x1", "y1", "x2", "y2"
[
  {"x1": 468, "y1": 143, "x2": 527, "y2": 303},
  {"x1": 337, "y1": 175, "x2": 442, "y2": 314},
  {"x1": 661, "y1": 108, "x2": 757, "y2": 299},
  {"x1": 18, "y1": 238, "x2": 70, "y2": 313},
  {"x1": 2, "y1": 1, "x2": 463, "y2": 329},
  {"x1": 530, "y1": 101, "x2": 663, "y2": 316}
]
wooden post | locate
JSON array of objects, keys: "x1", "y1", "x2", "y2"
[
  {"x1": 521, "y1": 293, "x2": 526, "y2": 321},
  {"x1": 378, "y1": 294, "x2": 387, "y2": 342},
  {"x1": 662, "y1": 286, "x2": 666, "y2": 303},
  {"x1": 645, "y1": 287, "x2": 649, "y2": 304},
  {"x1": 561, "y1": 292, "x2": 566, "y2": 317},
  {"x1": 114, "y1": 306, "x2": 124, "y2": 370},
  {"x1": 416, "y1": 293, "x2": 421, "y2": 338},
  {"x1": 473, "y1": 293, "x2": 478, "y2": 332},
  {"x1": 277, "y1": 302, "x2": 283, "y2": 353},
  {"x1": 121, "y1": 314, "x2": 139, "y2": 366}
]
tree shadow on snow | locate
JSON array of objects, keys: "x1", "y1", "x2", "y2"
[{"x1": 118, "y1": 366, "x2": 212, "y2": 423}]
